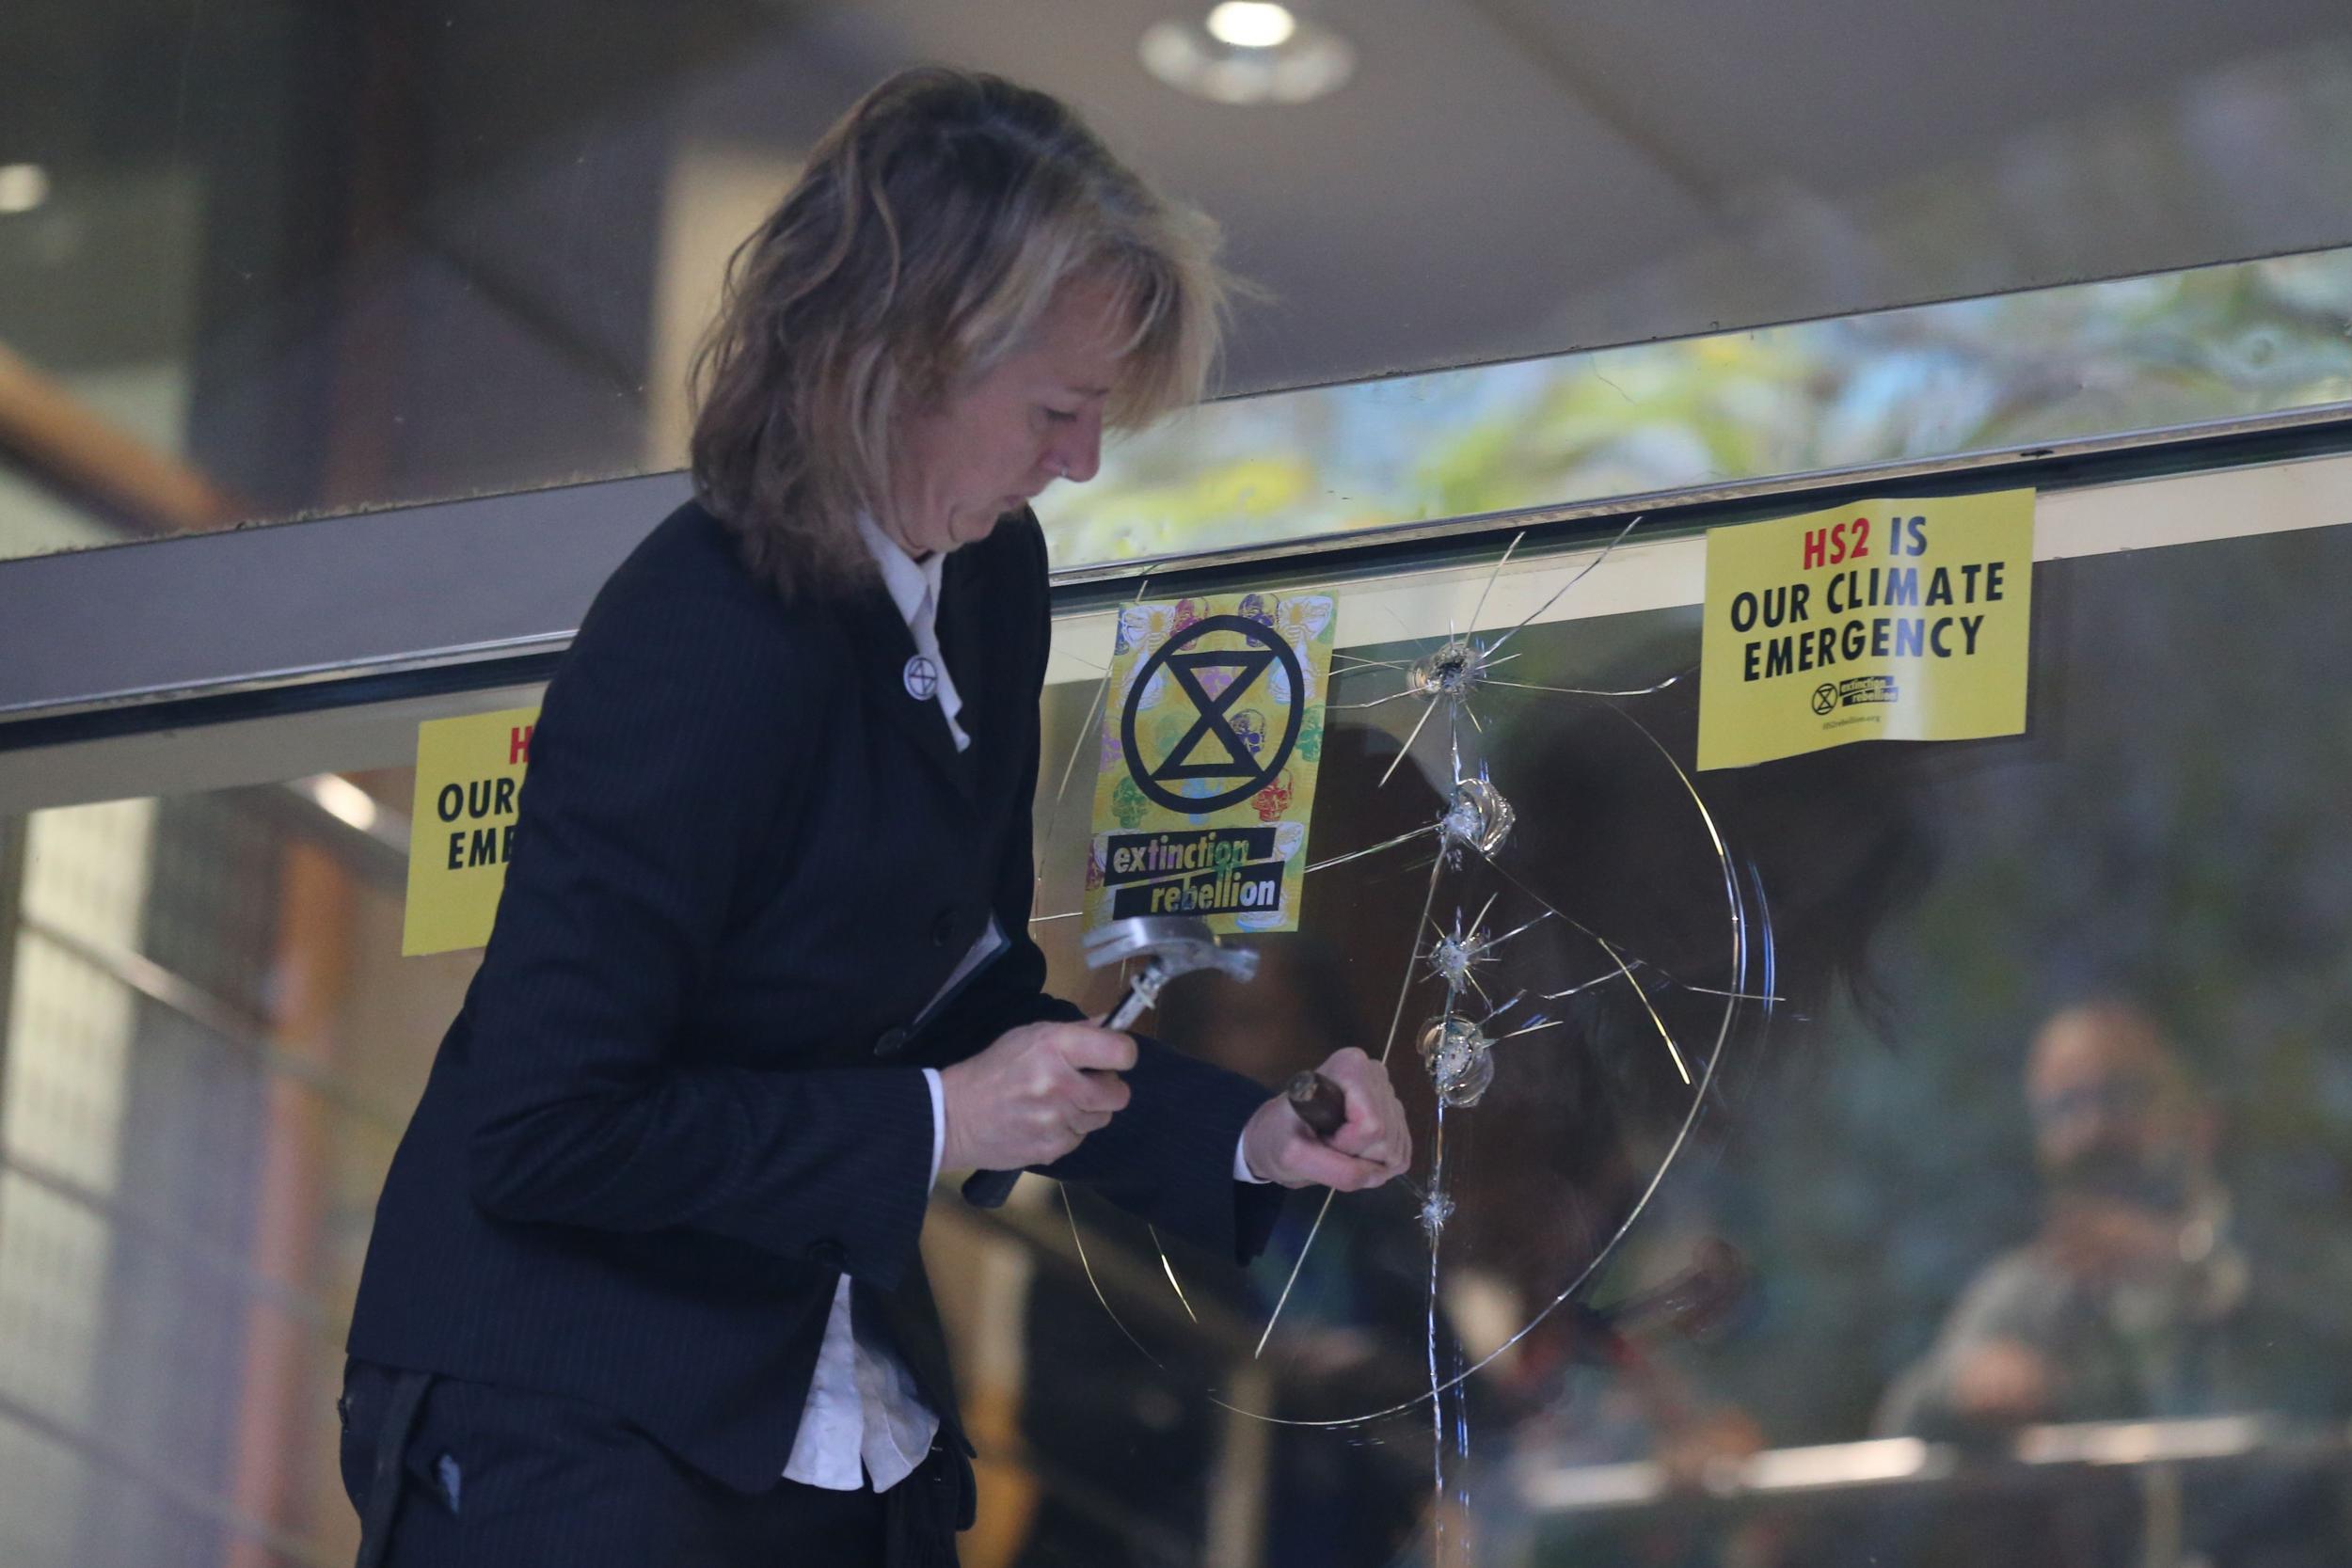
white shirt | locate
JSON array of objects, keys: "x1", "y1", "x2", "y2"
[
  {"x1": 782, "y1": 515, "x2": 974, "y2": 1492},
  {"x1": 786, "y1": 515, "x2": 1264, "y2": 1493}
]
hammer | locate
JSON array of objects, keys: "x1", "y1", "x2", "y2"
[{"x1": 961, "y1": 916, "x2": 1262, "y2": 1208}]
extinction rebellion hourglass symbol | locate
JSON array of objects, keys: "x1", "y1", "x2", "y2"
[{"x1": 1120, "y1": 615, "x2": 1305, "y2": 814}]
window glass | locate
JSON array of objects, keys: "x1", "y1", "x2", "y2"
[
  {"x1": 1024, "y1": 491, "x2": 2352, "y2": 1564},
  {"x1": 2, "y1": 474, "x2": 2348, "y2": 1566}
]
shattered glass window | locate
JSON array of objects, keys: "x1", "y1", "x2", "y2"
[{"x1": 1019, "y1": 483, "x2": 2352, "y2": 1567}]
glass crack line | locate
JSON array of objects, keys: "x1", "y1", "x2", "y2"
[
  {"x1": 1148, "y1": 1225, "x2": 1200, "y2": 1323},
  {"x1": 1329, "y1": 650, "x2": 1416, "y2": 673},
  {"x1": 1438, "y1": 776, "x2": 1515, "y2": 859},
  {"x1": 1331, "y1": 517, "x2": 1654, "y2": 832},
  {"x1": 1378, "y1": 688, "x2": 1442, "y2": 788},
  {"x1": 1104, "y1": 521, "x2": 1772, "y2": 1440},
  {"x1": 1304, "y1": 823, "x2": 1438, "y2": 876},
  {"x1": 1424, "y1": 1094, "x2": 1453, "y2": 1561},
  {"x1": 1326, "y1": 688, "x2": 1430, "y2": 712},
  {"x1": 1177, "y1": 762, "x2": 1770, "y2": 1433},
  {"x1": 1423, "y1": 903, "x2": 1553, "y2": 997},
  {"x1": 1236, "y1": 697, "x2": 1765, "y2": 1431},
  {"x1": 1481, "y1": 671, "x2": 1689, "y2": 699},
  {"x1": 1252, "y1": 849, "x2": 1445, "y2": 1360},
  {"x1": 1418, "y1": 1013, "x2": 1496, "y2": 1107},
  {"x1": 1236, "y1": 855, "x2": 1763, "y2": 1429},
  {"x1": 1422, "y1": 893, "x2": 1502, "y2": 997},
  {"x1": 1480, "y1": 514, "x2": 1644, "y2": 659},
  {"x1": 1486, "y1": 858, "x2": 1693, "y2": 1087}
]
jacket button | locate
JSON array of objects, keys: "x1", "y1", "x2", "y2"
[
  {"x1": 874, "y1": 1025, "x2": 911, "y2": 1059},
  {"x1": 930, "y1": 910, "x2": 956, "y2": 947},
  {"x1": 807, "y1": 1239, "x2": 846, "y2": 1268}
]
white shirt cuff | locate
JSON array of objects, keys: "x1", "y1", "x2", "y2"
[
  {"x1": 1234, "y1": 1132, "x2": 1267, "y2": 1184},
  {"x1": 922, "y1": 1068, "x2": 946, "y2": 1189}
]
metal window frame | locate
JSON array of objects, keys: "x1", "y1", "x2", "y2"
[{"x1": 5, "y1": 413, "x2": 2350, "y2": 721}]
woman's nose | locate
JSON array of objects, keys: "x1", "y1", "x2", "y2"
[{"x1": 1048, "y1": 410, "x2": 1103, "y2": 484}]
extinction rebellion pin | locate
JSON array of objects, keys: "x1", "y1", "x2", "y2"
[{"x1": 903, "y1": 655, "x2": 940, "y2": 701}]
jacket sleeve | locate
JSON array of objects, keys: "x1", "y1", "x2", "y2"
[
  {"x1": 922, "y1": 518, "x2": 1288, "y2": 1264},
  {"x1": 461, "y1": 578, "x2": 937, "y2": 1290}
]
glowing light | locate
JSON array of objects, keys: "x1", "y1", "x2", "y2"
[
  {"x1": 1140, "y1": 11, "x2": 1354, "y2": 105},
  {"x1": 299, "y1": 773, "x2": 380, "y2": 835},
  {"x1": 0, "y1": 165, "x2": 51, "y2": 215},
  {"x1": 1206, "y1": 2, "x2": 1295, "y2": 48}
]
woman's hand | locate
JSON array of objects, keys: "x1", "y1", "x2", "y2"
[
  {"x1": 939, "y1": 1022, "x2": 1136, "y2": 1173},
  {"x1": 1239, "y1": 1047, "x2": 1412, "y2": 1191}
]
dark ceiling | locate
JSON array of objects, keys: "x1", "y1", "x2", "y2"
[
  {"x1": 4, "y1": 0, "x2": 2352, "y2": 529},
  {"x1": 782, "y1": 0, "x2": 2352, "y2": 389}
]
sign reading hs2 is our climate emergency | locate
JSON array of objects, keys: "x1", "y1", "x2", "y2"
[
  {"x1": 1697, "y1": 490, "x2": 2034, "y2": 769},
  {"x1": 1086, "y1": 593, "x2": 1337, "y2": 935},
  {"x1": 402, "y1": 705, "x2": 539, "y2": 956}
]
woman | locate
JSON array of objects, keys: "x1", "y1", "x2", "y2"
[{"x1": 340, "y1": 67, "x2": 1408, "y2": 1568}]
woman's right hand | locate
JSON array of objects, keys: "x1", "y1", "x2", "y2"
[{"x1": 938, "y1": 1022, "x2": 1136, "y2": 1173}]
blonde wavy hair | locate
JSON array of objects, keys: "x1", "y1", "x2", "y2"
[{"x1": 689, "y1": 67, "x2": 1228, "y2": 598}]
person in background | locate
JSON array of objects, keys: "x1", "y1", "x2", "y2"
[
  {"x1": 1877, "y1": 1001, "x2": 2247, "y2": 1436},
  {"x1": 1878, "y1": 1001, "x2": 2352, "y2": 1566}
]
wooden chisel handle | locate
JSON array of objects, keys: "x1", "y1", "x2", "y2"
[{"x1": 1284, "y1": 1069, "x2": 1348, "y2": 1139}]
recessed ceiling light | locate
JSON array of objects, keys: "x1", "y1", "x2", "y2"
[
  {"x1": 1141, "y1": 8, "x2": 1354, "y2": 105},
  {"x1": 0, "y1": 165, "x2": 51, "y2": 215},
  {"x1": 1205, "y1": 2, "x2": 1296, "y2": 49}
]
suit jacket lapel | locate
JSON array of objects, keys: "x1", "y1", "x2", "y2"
[
  {"x1": 836, "y1": 583, "x2": 978, "y2": 806},
  {"x1": 939, "y1": 532, "x2": 1037, "y2": 818},
  {"x1": 936, "y1": 545, "x2": 992, "y2": 742}
]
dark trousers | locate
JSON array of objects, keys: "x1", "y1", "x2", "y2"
[{"x1": 339, "y1": 1358, "x2": 957, "y2": 1567}]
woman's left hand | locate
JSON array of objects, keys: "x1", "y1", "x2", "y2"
[{"x1": 1239, "y1": 1047, "x2": 1413, "y2": 1191}]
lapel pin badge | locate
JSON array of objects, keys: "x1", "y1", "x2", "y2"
[{"x1": 903, "y1": 655, "x2": 940, "y2": 701}]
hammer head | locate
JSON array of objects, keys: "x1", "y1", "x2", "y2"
[{"x1": 1081, "y1": 915, "x2": 1260, "y2": 985}]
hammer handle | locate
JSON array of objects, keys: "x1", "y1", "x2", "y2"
[
  {"x1": 1285, "y1": 1069, "x2": 1348, "y2": 1139},
  {"x1": 972, "y1": 1071, "x2": 1342, "y2": 1209},
  {"x1": 962, "y1": 1166, "x2": 1018, "y2": 1208},
  {"x1": 1104, "y1": 984, "x2": 1152, "y2": 1033},
  {"x1": 967, "y1": 985, "x2": 1151, "y2": 1209}
]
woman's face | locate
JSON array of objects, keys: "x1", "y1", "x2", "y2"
[{"x1": 884, "y1": 273, "x2": 1125, "y2": 557}]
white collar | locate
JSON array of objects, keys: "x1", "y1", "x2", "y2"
[{"x1": 851, "y1": 511, "x2": 946, "y2": 632}]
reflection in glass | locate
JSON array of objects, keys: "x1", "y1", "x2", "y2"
[
  {"x1": 6, "y1": 510, "x2": 2352, "y2": 1566},
  {"x1": 1054, "y1": 249, "x2": 2352, "y2": 571},
  {"x1": 0, "y1": 777, "x2": 460, "y2": 1567},
  {"x1": 1027, "y1": 514, "x2": 2352, "y2": 1566}
]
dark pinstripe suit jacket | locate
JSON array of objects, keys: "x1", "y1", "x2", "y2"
[{"x1": 347, "y1": 499, "x2": 1283, "y2": 1496}]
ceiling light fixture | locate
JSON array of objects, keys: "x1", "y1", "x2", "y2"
[
  {"x1": 0, "y1": 165, "x2": 51, "y2": 215},
  {"x1": 1205, "y1": 2, "x2": 1296, "y2": 49},
  {"x1": 1141, "y1": 6, "x2": 1353, "y2": 105}
]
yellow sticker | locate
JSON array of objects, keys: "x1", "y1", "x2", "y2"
[
  {"x1": 1698, "y1": 490, "x2": 2034, "y2": 769},
  {"x1": 1084, "y1": 593, "x2": 1337, "y2": 933},
  {"x1": 402, "y1": 705, "x2": 540, "y2": 956}
]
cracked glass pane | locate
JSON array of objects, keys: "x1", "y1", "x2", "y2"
[
  {"x1": 1026, "y1": 531, "x2": 1778, "y2": 1552},
  {"x1": 1025, "y1": 503, "x2": 2352, "y2": 1567}
]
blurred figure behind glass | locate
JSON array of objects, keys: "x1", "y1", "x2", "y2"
[
  {"x1": 1878, "y1": 1002, "x2": 2245, "y2": 1435},
  {"x1": 1878, "y1": 1000, "x2": 2352, "y2": 1568}
]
